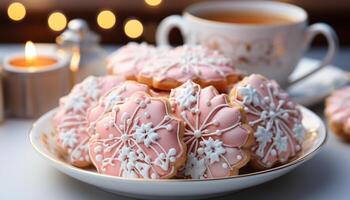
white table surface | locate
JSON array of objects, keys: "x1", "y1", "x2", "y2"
[{"x1": 1, "y1": 45, "x2": 350, "y2": 200}]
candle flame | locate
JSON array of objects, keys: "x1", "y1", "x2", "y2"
[{"x1": 25, "y1": 41, "x2": 37, "y2": 63}]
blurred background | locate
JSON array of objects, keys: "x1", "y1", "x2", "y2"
[{"x1": 0, "y1": 0, "x2": 349, "y2": 46}]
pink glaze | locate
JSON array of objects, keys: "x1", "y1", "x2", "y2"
[
  {"x1": 88, "y1": 92, "x2": 186, "y2": 179},
  {"x1": 326, "y1": 86, "x2": 350, "y2": 128},
  {"x1": 139, "y1": 45, "x2": 240, "y2": 83},
  {"x1": 87, "y1": 81, "x2": 151, "y2": 125},
  {"x1": 232, "y1": 74, "x2": 305, "y2": 168},
  {"x1": 107, "y1": 42, "x2": 160, "y2": 78},
  {"x1": 169, "y1": 81, "x2": 250, "y2": 179},
  {"x1": 53, "y1": 75, "x2": 124, "y2": 167}
]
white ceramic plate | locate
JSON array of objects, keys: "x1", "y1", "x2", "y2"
[
  {"x1": 30, "y1": 106, "x2": 326, "y2": 200},
  {"x1": 288, "y1": 58, "x2": 349, "y2": 106}
]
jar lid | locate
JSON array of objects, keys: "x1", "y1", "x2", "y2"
[{"x1": 56, "y1": 19, "x2": 100, "y2": 48}]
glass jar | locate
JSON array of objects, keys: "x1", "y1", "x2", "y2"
[{"x1": 56, "y1": 19, "x2": 107, "y2": 83}]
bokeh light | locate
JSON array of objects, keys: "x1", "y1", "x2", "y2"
[
  {"x1": 144, "y1": 0, "x2": 162, "y2": 7},
  {"x1": 124, "y1": 19, "x2": 144, "y2": 39},
  {"x1": 48, "y1": 12, "x2": 67, "y2": 31},
  {"x1": 97, "y1": 10, "x2": 116, "y2": 29},
  {"x1": 7, "y1": 2, "x2": 26, "y2": 21}
]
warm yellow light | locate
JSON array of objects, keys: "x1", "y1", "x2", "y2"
[
  {"x1": 144, "y1": 0, "x2": 162, "y2": 6},
  {"x1": 70, "y1": 47, "x2": 80, "y2": 85},
  {"x1": 48, "y1": 12, "x2": 67, "y2": 31},
  {"x1": 25, "y1": 41, "x2": 37, "y2": 63},
  {"x1": 7, "y1": 2, "x2": 26, "y2": 21},
  {"x1": 70, "y1": 47, "x2": 80, "y2": 73},
  {"x1": 97, "y1": 10, "x2": 116, "y2": 29},
  {"x1": 124, "y1": 19, "x2": 144, "y2": 39}
]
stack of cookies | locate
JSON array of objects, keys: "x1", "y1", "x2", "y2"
[{"x1": 52, "y1": 42, "x2": 306, "y2": 179}]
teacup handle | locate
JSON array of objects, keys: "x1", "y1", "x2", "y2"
[
  {"x1": 156, "y1": 15, "x2": 188, "y2": 47},
  {"x1": 288, "y1": 23, "x2": 338, "y2": 86}
]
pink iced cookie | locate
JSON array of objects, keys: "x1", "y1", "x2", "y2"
[
  {"x1": 137, "y1": 45, "x2": 242, "y2": 91},
  {"x1": 325, "y1": 86, "x2": 350, "y2": 140},
  {"x1": 87, "y1": 81, "x2": 151, "y2": 124},
  {"x1": 169, "y1": 81, "x2": 252, "y2": 179},
  {"x1": 89, "y1": 92, "x2": 186, "y2": 179},
  {"x1": 230, "y1": 74, "x2": 306, "y2": 169},
  {"x1": 53, "y1": 76, "x2": 124, "y2": 167},
  {"x1": 107, "y1": 42, "x2": 160, "y2": 80}
]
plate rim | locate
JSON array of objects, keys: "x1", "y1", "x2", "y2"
[{"x1": 29, "y1": 106, "x2": 327, "y2": 183}]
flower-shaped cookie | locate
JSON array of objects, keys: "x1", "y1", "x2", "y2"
[
  {"x1": 53, "y1": 76, "x2": 124, "y2": 167},
  {"x1": 89, "y1": 92, "x2": 186, "y2": 179},
  {"x1": 137, "y1": 45, "x2": 242, "y2": 91},
  {"x1": 230, "y1": 74, "x2": 306, "y2": 169},
  {"x1": 87, "y1": 81, "x2": 151, "y2": 124},
  {"x1": 169, "y1": 81, "x2": 252, "y2": 179},
  {"x1": 107, "y1": 42, "x2": 160, "y2": 80},
  {"x1": 325, "y1": 86, "x2": 350, "y2": 140}
]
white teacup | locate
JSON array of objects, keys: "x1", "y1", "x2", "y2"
[{"x1": 156, "y1": 1, "x2": 338, "y2": 88}]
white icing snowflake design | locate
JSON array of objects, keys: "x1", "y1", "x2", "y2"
[
  {"x1": 254, "y1": 126, "x2": 273, "y2": 157},
  {"x1": 237, "y1": 85, "x2": 261, "y2": 106},
  {"x1": 170, "y1": 81, "x2": 250, "y2": 179},
  {"x1": 108, "y1": 42, "x2": 159, "y2": 76},
  {"x1": 56, "y1": 76, "x2": 117, "y2": 166},
  {"x1": 90, "y1": 93, "x2": 183, "y2": 179},
  {"x1": 63, "y1": 94, "x2": 87, "y2": 113},
  {"x1": 199, "y1": 138, "x2": 226, "y2": 164},
  {"x1": 134, "y1": 122, "x2": 160, "y2": 147},
  {"x1": 184, "y1": 153, "x2": 206, "y2": 179},
  {"x1": 176, "y1": 81, "x2": 197, "y2": 110},
  {"x1": 234, "y1": 76, "x2": 306, "y2": 167},
  {"x1": 80, "y1": 76, "x2": 101, "y2": 100},
  {"x1": 63, "y1": 76, "x2": 103, "y2": 113},
  {"x1": 102, "y1": 84, "x2": 126, "y2": 112},
  {"x1": 89, "y1": 81, "x2": 151, "y2": 126},
  {"x1": 293, "y1": 124, "x2": 306, "y2": 143},
  {"x1": 141, "y1": 45, "x2": 234, "y2": 81},
  {"x1": 59, "y1": 129, "x2": 78, "y2": 148}
]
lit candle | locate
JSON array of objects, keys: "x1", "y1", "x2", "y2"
[
  {"x1": 2, "y1": 42, "x2": 71, "y2": 118},
  {"x1": 8, "y1": 41, "x2": 58, "y2": 71}
]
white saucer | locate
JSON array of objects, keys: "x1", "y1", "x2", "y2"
[
  {"x1": 29, "y1": 106, "x2": 326, "y2": 199},
  {"x1": 288, "y1": 58, "x2": 349, "y2": 106}
]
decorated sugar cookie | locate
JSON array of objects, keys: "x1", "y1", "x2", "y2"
[
  {"x1": 230, "y1": 74, "x2": 306, "y2": 169},
  {"x1": 325, "y1": 86, "x2": 350, "y2": 140},
  {"x1": 137, "y1": 45, "x2": 242, "y2": 91},
  {"x1": 89, "y1": 92, "x2": 186, "y2": 179},
  {"x1": 53, "y1": 76, "x2": 124, "y2": 167},
  {"x1": 107, "y1": 42, "x2": 160, "y2": 80},
  {"x1": 87, "y1": 81, "x2": 151, "y2": 124},
  {"x1": 169, "y1": 81, "x2": 252, "y2": 179}
]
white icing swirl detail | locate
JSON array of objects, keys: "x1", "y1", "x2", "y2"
[
  {"x1": 234, "y1": 75, "x2": 305, "y2": 167},
  {"x1": 92, "y1": 94, "x2": 181, "y2": 179},
  {"x1": 171, "y1": 81, "x2": 248, "y2": 179},
  {"x1": 141, "y1": 45, "x2": 234, "y2": 82}
]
